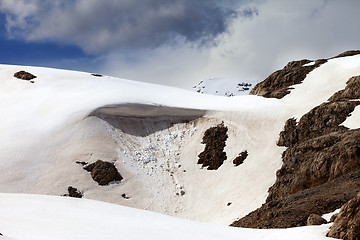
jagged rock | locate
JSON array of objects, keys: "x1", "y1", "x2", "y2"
[
  {"x1": 329, "y1": 75, "x2": 360, "y2": 101},
  {"x1": 197, "y1": 122, "x2": 228, "y2": 170},
  {"x1": 14, "y1": 71, "x2": 37, "y2": 81},
  {"x1": 250, "y1": 59, "x2": 326, "y2": 99},
  {"x1": 330, "y1": 213, "x2": 339, "y2": 223},
  {"x1": 333, "y1": 50, "x2": 360, "y2": 58},
  {"x1": 231, "y1": 171, "x2": 360, "y2": 228},
  {"x1": 306, "y1": 214, "x2": 327, "y2": 225},
  {"x1": 327, "y1": 193, "x2": 360, "y2": 240},
  {"x1": 64, "y1": 186, "x2": 83, "y2": 198},
  {"x1": 232, "y1": 74, "x2": 360, "y2": 229},
  {"x1": 277, "y1": 118, "x2": 297, "y2": 147},
  {"x1": 269, "y1": 101, "x2": 360, "y2": 202},
  {"x1": 84, "y1": 160, "x2": 123, "y2": 185},
  {"x1": 233, "y1": 150, "x2": 248, "y2": 166}
]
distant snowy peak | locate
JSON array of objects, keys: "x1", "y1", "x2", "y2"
[{"x1": 191, "y1": 78, "x2": 255, "y2": 97}]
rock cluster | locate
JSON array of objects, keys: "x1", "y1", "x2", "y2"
[
  {"x1": 232, "y1": 58, "x2": 360, "y2": 228},
  {"x1": 84, "y1": 160, "x2": 123, "y2": 186},
  {"x1": 327, "y1": 193, "x2": 360, "y2": 240},
  {"x1": 198, "y1": 122, "x2": 228, "y2": 170}
]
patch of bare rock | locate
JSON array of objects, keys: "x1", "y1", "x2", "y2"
[
  {"x1": 233, "y1": 150, "x2": 248, "y2": 166},
  {"x1": 197, "y1": 122, "x2": 228, "y2": 170},
  {"x1": 250, "y1": 59, "x2": 327, "y2": 98},
  {"x1": 328, "y1": 193, "x2": 360, "y2": 240},
  {"x1": 307, "y1": 214, "x2": 327, "y2": 226},
  {"x1": 14, "y1": 71, "x2": 36, "y2": 81},
  {"x1": 63, "y1": 186, "x2": 83, "y2": 198},
  {"x1": 84, "y1": 160, "x2": 123, "y2": 186},
  {"x1": 232, "y1": 71, "x2": 360, "y2": 228},
  {"x1": 250, "y1": 50, "x2": 360, "y2": 99},
  {"x1": 332, "y1": 50, "x2": 360, "y2": 58}
]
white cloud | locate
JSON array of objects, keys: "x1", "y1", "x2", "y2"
[{"x1": 0, "y1": 0, "x2": 359, "y2": 88}]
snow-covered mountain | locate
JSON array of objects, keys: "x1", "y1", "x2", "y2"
[
  {"x1": 0, "y1": 50, "x2": 359, "y2": 239},
  {"x1": 191, "y1": 78, "x2": 255, "y2": 96}
]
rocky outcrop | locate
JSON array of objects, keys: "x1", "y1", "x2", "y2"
[
  {"x1": 14, "y1": 71, "x2": 36, "y2": 81},
  {"x1": 250, "y1": 59, "x2": 326, "y2": 98},
  {"x1": 306, "y1": 214, "x2": 327, "y2": 226},
  {"x1": 231, "y1": 171, "x2": 360, "y2": 228},
  {"x1": 232, "y1": 74, "x2": 360, "y2": 228},
  {"x1": 250, "y1": 51, "x2": 360, "y2": 99},
  {"x1": 64, "y1": 186, "x2": 83, "y2": 198},
  {"x1": 233, "y1": 151, "x2": 248, "y2": 166},
  {"x1": 333, "y1": 50, "x2": 360, "y2": 59},
  {"x1": 329, "y1": 76, "x2": 360, "y2": 101},
  {"x1": 327, "y1": 193, "x2": 360, "y2": 240},
  {"x1": 198, "y1": 122, "x2": 228, "y2": 170},
  {"x1": 84, "y1": 160, "x2": 123, "y2": 185}
]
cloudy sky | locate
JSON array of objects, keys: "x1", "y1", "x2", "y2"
[{"x1": 0, "y1": 0, "x2": 359, "y2": 88}]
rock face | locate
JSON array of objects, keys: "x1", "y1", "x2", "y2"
[
  {"x1": 327, "y1": 193, "x2": 360, "y2": 240},
  {"x1": 232, "y1": 73, "x2": 360, "y2": 228},
  {"x1": 233, "y1": 151, "x2": 248, "y2": 166},
  {"x1": 306, "y1": 214, "x2": 327, "y2": 226},
  {"x1": 250, "y1": 59, "x2": 326, "y2": 98},
  {"x1": 84, "y1": 160, "x2": 123, "y2": 186},
  {"x1": 14, "y1": 71, "x2": 37, "y2": 81},
  {"x1": 231, "y1": 171, "x2": 360, "y2": 228},
  {"x1": 198, "y1": 122, "x2": 228, "y2": 170},
  {"x1": 64, "y1": 186, "x2": 83, "y2": 198}
]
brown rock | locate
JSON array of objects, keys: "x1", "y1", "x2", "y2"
[
  {"x1": 327, "y1": 193, "x2": 360, "y2": 240},
  {"x1": 332, "y1": 50, "x2": 360, "y2": 59},
  {"x1": 84, "y1": 160, "x2": 123, "y2": 185},
  {"x1": 14, "y1": 71, "x2": 37, "y2": 81},
  {"x1": 231, "y1": 171, "x2": 360, "y2": 229},
  {"x1": 233, "y1": 150, "x2": 248, "y2": 166},
  {"x1": 330, "y1": 213, "x2": 339, "y2": 223},
  {"x1": 198, "y1": 122, "x2": 228, "y2": 170},
  {"x1": 307, "y1": 214, "x2": 327, "y2": 225},
  {"x1": 232, "y1": 73, "x2": 360, "y2": 229},
  {"x1": 67, "y1": 186, "x2": 83, "y2": 198},
  {"x1": 250, "y1": 59, "x2": 326, "y2": 99},
  {"x1": 329, "y1": 75, "x2": 360, "y2": 101}
]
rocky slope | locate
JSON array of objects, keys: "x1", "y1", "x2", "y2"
[{"x1": 232, "y1": 51, "x2": 360, "y2": 233}]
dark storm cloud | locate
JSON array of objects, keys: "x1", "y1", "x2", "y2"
[{"x1": 0, "y1": 0, "x2": 246, "y2": 53}]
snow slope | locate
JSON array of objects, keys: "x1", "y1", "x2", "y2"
[
  {"x1": 191, "y1": 77, "x2": 255, "y2": 96},
  {"x1": 0, "y1": 54, "x2": 360, "y2": 239},
  {"x1": 0, "y1": 193, "x2": 332, "y2": 240}
]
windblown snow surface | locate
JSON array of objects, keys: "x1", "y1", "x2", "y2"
[
  {"x1": 191, "y1": 77, "x2": 255, "y2": 96},
  {"x1": 0, "y1": 54, "x2": 359, "y2": 239}
]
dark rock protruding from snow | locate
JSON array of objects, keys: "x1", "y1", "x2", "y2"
[
  {"x1": 84, "y1": 160, "x2": 123, "y2": 185},
  {"x1": 198, "y1": 122, "x2": 228, "y2": 170},
  {"x1": 14, "y1": 71, "x2": 37, "y2": 81},
  {"x1": 327, "y1": 193, "x2": 360, "y2": 240},
  {"x1": 231, "y1": 171, "x2": 360, "y2": 228},
  {"x1": 333, "y1": 50, "x2": 360, "y2": 59},
  {"x1": 64, "y1": 186, "x2": 83, "y2": 198},
  {"x1": 328, "y1": 75, "x2": 360, "y2": 101},
  {"x1": 306, "y1": 214, "x2": 327, "y2": 226},
  {"x1": 233, "y1": 151, "x2": 248, "y2": 166},
  {"x1": 232, "y1": 74, "x2": 360, "y2": 229},
  {"x1": 250, "y1": 59, "x2": 326, "y2": 99},
  {"x1": 91, "y1": 73, "x2": 103, "y2": 77}
]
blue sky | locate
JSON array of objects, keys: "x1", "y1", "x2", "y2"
[{"x1": 0, "y1": 0, "x2": 359, "y2": 88}]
